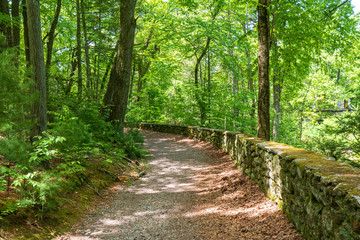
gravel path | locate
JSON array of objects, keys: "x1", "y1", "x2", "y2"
[{"x1": 58, "y1": 130, "x2": 302, "y2": 240}]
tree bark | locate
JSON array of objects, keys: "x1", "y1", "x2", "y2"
[
  {"x1": 27, "y1": 0, "x2": 47, "y2": 139},
  {"x1": 128, "y1": 62, "x2": 136, "y2": 101},
  {"x1": 95, "y1": 0, "x2": 102, "y2": 99},
  {"x1": 135, "y1": 58, "x2": 151, "y2": 101},
  {"x1": 194, "y1": 37, "x2": 210, "y2": 125},
  {"x1": 100, "y1": 40, "x2": 119, "y2": 96},
  {"x1": 65, "y1": 49, "x2": 77, "y2": 95},
  {"x1": 107, "y1": 0, "x2": 137, "y2": 133},
  {"x1": 257, "y1": 0, "x2": 270, "y2": 140},
  {"x1": 76, "y1": 0, "x2": 82, "y2": 100},
  {"x1": 272, "y1": 37, "x2": 282, "y2": 141},
  {"x1": 45, "y1": 0, "x2": 61, "y2": 75},
  {"x1": 0, "y1": 0, "x2": 12, "y2": 48},
  {"x1": 11, "y1": 0, "x2": 20, "y2": 49},
  {"x1": 22, "y1": 3, "x2": 30, "y2": 64},
  {"x1": 102, "y1": 56, "x2": 116, "y2": 109},
  {"x1": 81, "y1": 0, "x2": 91, "y2": 90}
]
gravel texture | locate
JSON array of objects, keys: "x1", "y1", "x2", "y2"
[{"x1": 57, "y1": 130, "x2": 303, "y2": 240}]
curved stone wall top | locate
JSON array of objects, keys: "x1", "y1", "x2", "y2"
[{"x1": 137, "y1": 123, "x2": 360, "y2": 239}]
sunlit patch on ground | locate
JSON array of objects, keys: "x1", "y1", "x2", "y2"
[{"x1": 58, "y1": 130, "x2": 302, "y2": 240}]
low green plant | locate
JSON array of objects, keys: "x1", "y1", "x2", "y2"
[
  {"x1": 30, "y1": 134, "x2": 66, "y2": 168},
  {"x1": 49, "y1": 106, "x2": 92, "y2": 150},
  {"x1": 0, "y1": 166, "x2": 7, "y2": 192},
  {"x1": 122, "y1": 129, "x2": 145, "y2": 159},
  {"x1": 11, "y1": 171, "x2": 62, "y2": 218},
  {"x1": 302, "y1": 110, "x2": 360, "y2": 167}
]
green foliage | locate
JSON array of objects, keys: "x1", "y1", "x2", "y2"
[
  {"x1": 12, "y1": 171, "x2": 62, "y2": 217},
  {"x1": 0, "y1": 166, "x2": 8, "y2": 192},
  {"x1": 0, "y1": 49, "x2": 32, "y2": 139},
  {"x1": 49, "y1": 106, "x2": 92, "y2": 150},
  {"x1": 122, "y1": 129, "x2": 145, "y2": 159},
  {"x1": 302, "y1": 110, "x2": 360, "y2": 168},
  {"x1": 303, "y1": 120, "x2": 347, "y2": 160},
  {"x1": 0, "y1": 139, "x2": 31, "y2": 164},
  {"x1": 30, "y1": 134, "x2": 66, "y2": 167}
]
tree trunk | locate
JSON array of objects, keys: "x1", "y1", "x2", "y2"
[
  {"x1": 207, "y1": 43, "x2": 211, "y2": 125},
  {"x1": 272, "y1": 74, "x2": 281, "y2": 140},
  {"x1": 22, "y1": 3, "x2": 30, "y2": 64},
  {"x1": 76, "y1": 0, "x2": 82, "y2": 100},
  {"x1": 128, "y1": 62, "x2": 136, "y2": 101},
  {"x1": 272, "y1": 38, "x2": 282, "y2": 141},
  {"x1": 0, "y1": 0, "x2": 12, "y2": 48},
  {"x1": 95, "y1": 0, "x2": 102, "y2": 99},
  {"x1": 65, "y1": 50, "x2": 77, "y2": 95},
  {"x1": 81, "y1": 0, "x2": 91, "y2": 90},
  {"x1": 102, "y1": 60, "x2": 116, "y2": 111},
  {"x1": 11, "y1": 0, "x2": 20, "y2": 49},
  {"x1": 194, "y1": 37, "x2": 210, "y2": 125},
  {"x1": 45, "y1": 0, "x2": 61, "y2": 75},
  {"x1": 100, "y1": 40, "x2": 119, "y2": 96},
  {"x1": 135, "y1": 58, "x2": 151, "y2": 101},
  {"x1": 257, "y1": 0, "x2": 270, "y2": 140},
  {"x1": 27, "y1": 0, "x2": 47, "y2": 140},
  {"x1": 107, "y1": 0, "x2": 137, "y2": 134}
]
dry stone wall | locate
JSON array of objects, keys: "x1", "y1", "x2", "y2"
[{"x1": 137, "y1": 123, "x2": 360, "y2": 239}]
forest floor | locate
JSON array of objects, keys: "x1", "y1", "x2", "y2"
[{"x1": 57, "y1": 130, "x2": 303, "y2": 240}]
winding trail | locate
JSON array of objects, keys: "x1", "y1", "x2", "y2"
[{"x1": 58, "y1": 130, "x2": 302, "y2": 240}]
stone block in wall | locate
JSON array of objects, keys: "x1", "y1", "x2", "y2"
[{"x1": 137, "y1": 123, "x2": 360, "y2": 240}]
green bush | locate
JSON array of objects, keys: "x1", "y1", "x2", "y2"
[
  {"x1": 122, "y1": 129, "x2": 145, "y2": 159},
  {"x1": 49, "y1": 106, "x2": 92, "y2": 150},
  {"x1": 302, "y1": 111, "x2": 360, "y2": 167},
  {"x1": 12, "y1": 171, "x2": 62, "y2": 217}
]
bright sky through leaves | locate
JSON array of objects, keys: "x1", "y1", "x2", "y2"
[{"x1": 352, "y1": 0, "x2": 360, "y2": 13}]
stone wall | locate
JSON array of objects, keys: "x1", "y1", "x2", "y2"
[{"x1": 137, "y1": 123, "x2": 360, "y2": 239}]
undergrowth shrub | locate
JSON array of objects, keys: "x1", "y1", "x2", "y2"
[
  {"x1": 302, "y1": 110, "x2": 360, "y2": 168},
  {"x1": 12, "y1": 171, "x2": 62, "y2": 217},
  {"x1": 49, "y1": 106, "x2": 92, "y2": 150},
  {"x1": 122, "y1": 129, "x2": 145, "y2": 159},
  {"x1": 1, "y1": 101, "x2": 146, "y2": 221}
]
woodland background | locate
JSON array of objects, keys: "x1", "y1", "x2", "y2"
[{"x1": 1, "y1": 0, "x2": 360, "y2": 236}]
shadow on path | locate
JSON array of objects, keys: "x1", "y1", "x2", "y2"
[{"x1": 57, "y1": 130, "x2": 302, "y2": 240}]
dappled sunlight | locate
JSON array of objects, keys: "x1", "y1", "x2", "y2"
[
  {"x1": 99, "y1": 219, "x2": 122, "y2": 226},
  {"x1": 60, "y1": 130, "x2": 302, "y2": 240},
  {"x1": 183, "y1": 199, "x2": 278, "y2": 218}
]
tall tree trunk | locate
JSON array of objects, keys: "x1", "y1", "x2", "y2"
[
  {"x1": 45, "y1": 0, "x2": 61, "y2": 75},
  {"x1": 128, "y1": 62, "x2": 136, "y2": 101},
  {"x1": 95, "y1": 0, "x2": 102, "y2": 99},
  {"x1": 135, "y1": 58, "x2": 151, "y2": 101},
  {"x1": 194, "y1": 37, "x2": 210, "y2": 125},
  {"x1": 76, "y1": 0, "x2": 82, "y2": 100},
  {"x1": 272, "y1": 38, "x2": 282, "y2": 141},
  {"x1": 65, "y1": 49, "x2": 77, "y2": 95},
  {"x1": 27, "y1": 0, "x2": 47, "y2": 140},
  {"x1": 22, "y1": 3, "x2": 30, "y2": 64},
  {"x1": 81, "y1": 0, "x2": 91, "y2": 89},
  {"x1": 0, "y1": 0, "x2": 12, "y2": 48},
  {"x1": 102, "y1": 60, "x2": 116, "y2": 111},
  {"x1": 11, "y1": 0, "x2": 20, "y2": 48},
  {"x1": 107, "y1": 0, "x2": 137, "y2": 134},
  {"x1": 244, "y1": 21, "x2": 256, "y2": 123},
  {"x1": 247, "y1": 49, "x2": 256, "y2": 120},
  {"x1": 257, "y1": 0, "x2": 270, "y2": 140},
  {"x1": 207, "y1": 43, "x2": 211, "y2": 125},
  {"x1": 100, "y1": 40, "x2": 119, "y2": 96}
]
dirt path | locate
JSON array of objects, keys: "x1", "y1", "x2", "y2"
[{"x1": 58, "y1": 130, "x2": 302, "y2": 240}]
